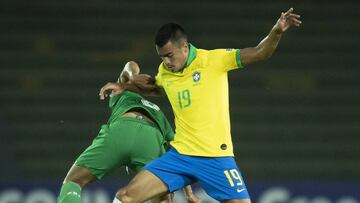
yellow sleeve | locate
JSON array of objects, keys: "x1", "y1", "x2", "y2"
[
  {"x1": 155, "y1": 64, "x2": 163, "y2": 88},
  {"x1": 210, "y1": 48, "x2": 243, "y2": 72}
]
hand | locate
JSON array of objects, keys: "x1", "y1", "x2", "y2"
[
  {"x1": 99, "y1": 82, "x2": 124, "y2": 100},
  {"x1": 274, "y1": 8, "x2": 302, "y2": 33}
]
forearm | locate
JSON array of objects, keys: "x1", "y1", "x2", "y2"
[
  {"x1": 241, "y1": 8, "x2": 301, "y2": 66},
  {"x1": 240, "y1": 26, "x2": 282, "y2": 66},
  {"x1": 255, "y1": 26, "x2": 283, "y2": 60},
  {"x1": 129, "y1": 74, "x2": 164, "y2": 96},
  {"x1": 121, "y1": 83, "x2": 142, "y2": 94},
  {"x1": 122, "y1": 82, "x2": 162, "y2": 97}
]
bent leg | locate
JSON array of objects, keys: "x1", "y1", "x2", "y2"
[
  {"x1": 115, "y1": 170, "x2": 168, "y2": 203},
  {"x1": 58, "y1": 124, "x2": 124, "y2": 203},
  {"x1": 58, "y1": 119, "x2": 138, "y2": 203},
  {"x1": 63, "y1": 164, "x2": 97, "y2": 187},
  {"x1": 150, "y1": 193, "x2": 173, "y2": 203},
  {"x1": 158, "y1": 193, "x2": 174, "y2": 203}
]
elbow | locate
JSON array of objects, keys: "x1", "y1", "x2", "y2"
[
  {"x1": 256, "y1": 52, "x2": 271, "y2": 62},
  {"x1": 254, "y1": 38, "x2": 278, "y2": 61},
  {"x1": 241, "y1": 46, "x2": 273, "y2": 65},
  {"x1": 263, "y1": 52, "x2": 273, "y2": 60}
]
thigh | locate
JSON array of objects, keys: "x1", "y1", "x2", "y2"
[
  {"x1": 75, "y1": 122, "x2": 135, "y2": 179},
  {"x1": 120, "y1": 170, "x2": 169, "y2": 202},
  {"x1": 129, "y1": 123, "x2": 165, "y2": 172},
  {"x1": 144, "y1": 148, "x2": 196, "y2": 192},
  {"x1": 193, "y1": 157, "x2": 250, "y2": 201}
]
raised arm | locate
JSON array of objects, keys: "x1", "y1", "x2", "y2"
[{"x1": 240, "y1": 8, "x2": 301, "y2": 66}]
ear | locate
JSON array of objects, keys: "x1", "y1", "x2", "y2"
[
  {"x1": 182, "y1": 42, "x2": 189, "y2": 53},
  {"x1": 183, "y1": 41, "x2": 189, "y2": 49}
]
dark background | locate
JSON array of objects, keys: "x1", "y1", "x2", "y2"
[{"x1": 1, "y1": 0, "x2": 359, "y2": 183}]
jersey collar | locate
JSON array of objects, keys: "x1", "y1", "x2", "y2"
[
  {"x1": 185, "y1": 43, "x2": 197, "y2": 67},
  {"x1": 176, "y1": 43, "x2": 197, "y2": 74}
]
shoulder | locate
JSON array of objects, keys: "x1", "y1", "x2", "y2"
[
  {"x1": 196, "y1": 48, "x2": 209, "y2": 56},
  {"x1": 157, "y1": 62, "x2": 166, "y2": 72},
  {"x1": 156, "y1": 62, "x2": 168, "y2": 77},
  {"x1": 208, "y1": 48, "x2": 232, "y2": 55},
  {"x1": 198, "y1": 48, "x2": 230, "y2": 60}
]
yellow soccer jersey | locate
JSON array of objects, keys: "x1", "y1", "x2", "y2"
[{"x1": 155, "y1": 44, "x2": 243, "y2": 157}]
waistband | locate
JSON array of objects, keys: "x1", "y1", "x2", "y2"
[{"x1": 115, "y1": 116, "x2": 158, "y2": 128}]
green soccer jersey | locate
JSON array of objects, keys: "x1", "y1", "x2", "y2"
[{"x1": 108, "y1": 90, "x2": 174, "y2": 142}]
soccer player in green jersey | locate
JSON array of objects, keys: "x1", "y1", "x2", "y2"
[
  {"x1": 58, "y1": 61, "x2": 199, "y2": 203},
  {"x1": 101, "y1": 8, "x2": 301, "y2": 203}
]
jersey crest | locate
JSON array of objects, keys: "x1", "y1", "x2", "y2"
[{"x1": 192, "y1": 71, "x2": 201, "y2": 83}]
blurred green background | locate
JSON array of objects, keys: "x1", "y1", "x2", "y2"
[{"x1": 0, "y1": 0, "x2": 359, "y2": 183}]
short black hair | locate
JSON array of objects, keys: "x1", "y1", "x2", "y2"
[{"x1": 155, "y1": 23, "x2": 187, "y2": 48}]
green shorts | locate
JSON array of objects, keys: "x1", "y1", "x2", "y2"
[{"x1": 75, "y1": 117, "x2": 165, "y2": 179}]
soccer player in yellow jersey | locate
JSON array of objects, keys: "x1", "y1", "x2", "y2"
[{"x1": 102, "y1": 8, "x2": 301, "y2": 203}]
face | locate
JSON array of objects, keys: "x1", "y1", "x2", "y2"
[{"x1": 156, "y1": 40, "x2": 189, "y2": 72}]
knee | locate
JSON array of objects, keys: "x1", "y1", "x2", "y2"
[
  {"x1": 64, "y1": 175, "x2": 88, "y2": 188},
  {"x1": 115, "y1": 188, "x2": 136, "y2": 203},
  {"x1": 63, "y1": 166, "x2": 96, "y2": 188}
]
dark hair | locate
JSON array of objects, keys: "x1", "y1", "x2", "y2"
[{"x1": 155, "y1": 23, "x2": 187, "y2": 47}]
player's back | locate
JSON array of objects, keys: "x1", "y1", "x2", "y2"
[{"x1": 108, "y1": 90, "x2": 174, "y2": 142}]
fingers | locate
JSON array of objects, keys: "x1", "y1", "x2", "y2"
[
  {"x1": 283, "y1": 8, "x2": 302, "y2": 27},
  {"x1": 287, "y1": 13, "x2": 302, "y2": 27},
  {"x1": 284, "y1": 8, "x2": 301, "y2": 19},
  {"x1": 99, "y1": 82, "x2": 123, "y2": 100},
  {"x1": 283, "y1": 8, "x2": 301, "y2": 19},
  {"x1": 99, "y1": 82, "x2": 113, "y2": 100},
  {"x1": 280, "y1": 12, "x2": 286, "y2": 20},
  {"x1": 284, "y1": 7, "x2": 294, "y2": 17},
  {"x1": 289, "y1": 17, "x2": 302, "y2": 26},
  {"x1": 288, "y1": 13, "x2": 300, "y2": 19}
]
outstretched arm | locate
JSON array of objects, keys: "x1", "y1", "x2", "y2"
[{"x1": 240, "y1": 8, "x2": 301, "y2": 66}]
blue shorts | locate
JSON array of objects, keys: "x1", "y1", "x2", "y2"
[{"x1": 144, "y1": 148, "x2": 250, "y2": 201}]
